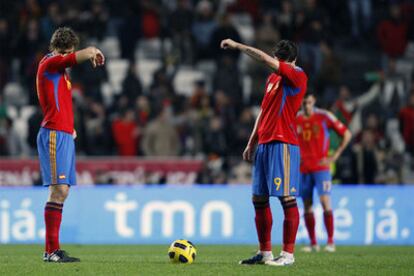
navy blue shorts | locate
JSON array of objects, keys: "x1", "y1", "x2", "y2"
[
  {"x1": 301, "y1": 170, "x2": 332, "y2": 199},
  {"x1": 252, "y1": 141, "x2": 301, "y2": 197},
  {"x1": 37, "y1": 127, "x2": 76, "y2": 186}
]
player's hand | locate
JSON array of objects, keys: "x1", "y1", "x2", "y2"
[
  {"x1": 319, "y1": 156, "x2": 337, "y2": 166},
  {"x1": 94, "y1": 48, "x2": 105, "y2": 66},
  {"x1": 91, "y1": 48, "x2": 105, "y2": 68},
  {"x1": 243, "y1": 145, "x2": 254, "y2": 162},
  {"x1": 220, "y1": 39, "x2": 239, "y2": 50},
  {"x1": 72, "y1": 129, "x2": 77, "y2": 140}
]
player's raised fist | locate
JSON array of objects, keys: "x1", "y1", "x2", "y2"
[
  {"x1": 95, "y1": 49, "x2": 105, "y2": 66},
  {"x1": 220, "y1": 39, "x2": 238, "y2": 50}
]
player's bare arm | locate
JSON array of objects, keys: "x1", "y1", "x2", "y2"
[
  {"x1": 75, "y1": 46, "x2": 105, "y2": 67},
  {"x1": 243, "y1": 109, "x2": 262, "y2": 162},
  {"x1": 220, "y1": 39, "x2": 280, "y2": 71},
  {"x1": 321, "y1": 129, "x2": 352, "y2": 166}
]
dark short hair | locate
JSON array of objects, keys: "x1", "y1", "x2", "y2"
[
  {"x1": 305, "y1": 92, "x2": 316, "y2": 99},
  {"x1": 273, "y1": 40, "x2": 297, "y2": 62},
  {"x1": 49, "y1": 27, "x2": 79, "y2": 52}
]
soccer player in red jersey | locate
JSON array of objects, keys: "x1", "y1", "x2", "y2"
[
  {"x1": 36, "y1": 27, "x2": 105, "y2": 262},
  {"x1": 296, "y1": 94, "x2": 352, "y2": 252},
  {"x1": 221, "y1": 38, "x2": 307, "y2": 266}
]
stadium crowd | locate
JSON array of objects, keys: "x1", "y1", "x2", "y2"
[{"x1": 0, "y1": 0, "x2": 413, "y2": 184}]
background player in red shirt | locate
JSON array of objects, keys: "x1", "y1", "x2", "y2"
[
  {"x1": 221, "y1": 38, "x2": 307, "y2": 266},
  {"x1": 36, "y1": 27, "x2": 105, "y2": 262},
  {"x1": 296, "y1": 93, "x2": 352, "y2": 252}
]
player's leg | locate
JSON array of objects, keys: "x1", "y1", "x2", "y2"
[
  {"x1": 315, "y1": 170, "x2": 335, "y2": 252},
  {"x1": 264, "y1": 143, "x2": 300, "y2": 266},
  {"x1": 301, "y1": 173, "x2": 319, "y2": 252},
  {"x1": 45, "y1": 184, "x2": 68, "y2": 255},
  {"x1": 39, "y1": 129, "x2": 80, "y2": 262},
  {"x1": 320, "y1": 194, "x2": 335, "y2": 252},
  {"x1": 240, "y1": 145, "x2": 274, "y2": 265}
]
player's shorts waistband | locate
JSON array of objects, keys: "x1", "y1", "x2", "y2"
[
  {"x1": 259, "y1": 140, "x2": 300, "y2": 148},
  {"x1": 39, "y1": 127, "x2": 73, "y2": 137}
]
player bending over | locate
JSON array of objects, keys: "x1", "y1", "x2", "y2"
[
  {"x1": 296, "y1": 93, "x2": 352, "y2": 252},
  {"x1": 221, "y1": 38, "x2": 307, "y2": 266},
  {"x1": 36, "y1": 27, "x2": 105, "y2": 262}
]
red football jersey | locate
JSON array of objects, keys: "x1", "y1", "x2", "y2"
[
  {"x1": 258, "y1": 62, "x2": 308, "y2": 145},
  {"x1": 296, "y1": 108, "x2": 348, "y2": 173},
  {"x1": 36, "y1": 52, "x2": 77, "y2": 134}
]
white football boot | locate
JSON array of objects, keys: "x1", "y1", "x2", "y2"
[
  {"x1": 324, "y1": 244, "x2": 336, "y2": 252},
  {"x1": 300, "y1": 244, "x2": 320, "y2": 253},
  {"x1": 239, "y1": 250, "x2": 274, "y2": 265},
  {"x1": 265, "y1": 251, "x2": 295, "y2": 266}
]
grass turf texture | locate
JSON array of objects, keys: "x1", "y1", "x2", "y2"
[{"x1": 1, "y1": 245, "x2": 414, "y2": 275}]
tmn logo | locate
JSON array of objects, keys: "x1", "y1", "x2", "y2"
[{"x1": 105, "y1": 193, "x2": 233, "y2": 238}]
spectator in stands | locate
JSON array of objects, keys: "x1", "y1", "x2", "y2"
[
  {"x1": 169, "y1": 0, "x2": 194, "y2": 64},
  {"x1": 399, "y1": 92, "x2": 414, "y2": 156},
  {"x1": 351, "y1": 129, "x2": 381, "y2": 184},
  {"x1": 331, "y1": 83, "x2": 380, "y2": 131},
  {"x1": 141, "y1": 0, "x2": 161, "y2": 39},
  {"x1": 379, "y1": 59, "x2": 407, "y2": 118},
  {"x1": 204, "y1": 115, "x2": 228, "y2": 157},
  {"x1": 276, "y1": 0, "x2": 296, "y2": 40},
  {"x1": 134, "y1": 95, "x2": 152, "y2": 128},
  {"x1": 149, "y1": 67, "x2": 176, "y2": 111},
  {"x1": 84, "y1": 101, "x2": 112, "y2": 155},
  {"x1": 212, "y1": 90, "x2": 237, "y2": 134},
  {"x1": 118, "y1": 3, "x2": 141, "y2": 60},
  {"x1": 40, "y1": 2, "x2": 63, "y2": 40},
  {"x1": 112, "y1": 109, "x2": 139, "y2": 156},
  {"x1": 348, "y1": 0, "x2": 372, "y2": 38},
  {"x1": 297, "y1": 0, "x2": 327, "y2": 78},
  {"x1": 84, "y1": 1, "x2": 109, "y2": 41},
  {"x1": 0, "y1": 117, "x2": 27, "y2": 156},
  {"x1": 27, "y1": 107, "x2": 43, "y2": 155},
  {"x1": 233, "y1": 107, "x2": 255, "y2": 155},
  {"x1": 192, "y1": 0, "x2": 217, "y2": 61},
  {"x1": 255, "y1": 13, "x2": 280, "y2": 54},
  {"x1": 210, "y1": 13, "x2": 242, "y2": 63},
  {"x1": 0, "y1": 18, "x2": 11, "y2": 91},
  {"x1": 142, "y1": 108, "x2": 181, "y2": 156},
  {"x1": 122, "y1": 62, "x2": 143, "y2": 103},
  {"x1": 15, "y1": 19, "x2": 45, "y2": 105},
  {"x1": 355, "y1": 113, "x2": 385, "y2": 146},
  {"x1": 317, "y1": 40, "x2": 342, "y2": 105},
  {"x1": 213, "y1": 57, "x2": 243, "y2": 114},
  {"x1": 73, "y1": 58, "x2": 108, "y2": 103},
  {"x1": 377, "y1": 4, "x2": 408, "y2": 70}
]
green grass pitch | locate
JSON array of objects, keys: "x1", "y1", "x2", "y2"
[{"x1": 1, "y1": 245, "x2": 414, "y2": 275}]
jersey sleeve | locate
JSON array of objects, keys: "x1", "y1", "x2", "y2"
[
  {"x1": 325, "y1": 111, "x2": 347, "y2": 136},
  {"x1": 278, "y1": 61, "x2": 307, "y2": 87},
  {"x1": 46, "y1": 53, "x2": 77, "y2": 72}
]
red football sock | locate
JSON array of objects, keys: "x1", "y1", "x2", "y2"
[
  {"x1": 324, "y1": 210, "x2": 334, "y2": 244},
  {"x1": 304, "y1": 212, "x2": 317, "y2": 246},
  {"x1": 44, "y1": 202, "x2": 63, "y2": 254},
  {"x1": 281, "y1": 198, "x2": 299, "y2": 253},
  {"x1": 254, "y1": 201, "x2": 273, "y2": 252}
]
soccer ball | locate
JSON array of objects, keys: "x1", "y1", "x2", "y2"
[{"x1": 168, "y1": 239, "x2": 197, "y2": 264}]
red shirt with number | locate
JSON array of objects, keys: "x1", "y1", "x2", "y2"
[
  {"x1": 296, "y1": 108, "x2": 348, "y2": 173},
  {"x1": 36, "y1": 52, "x2": 77, "y2": 134},
  {"x1": 258, "y1": 62, "x2": 308, "y2": 145}
]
